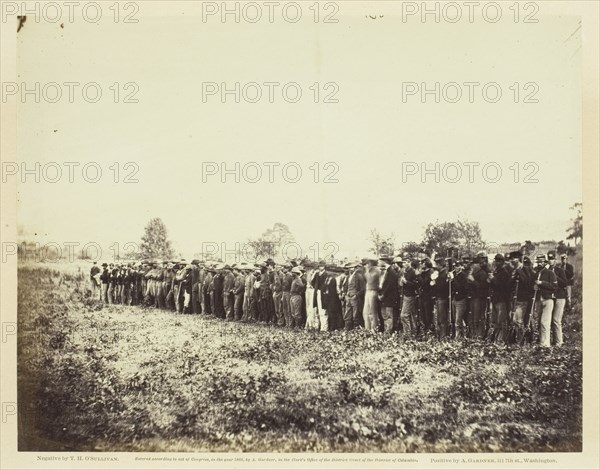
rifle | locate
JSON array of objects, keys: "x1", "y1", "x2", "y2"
[
  {"x1": 523, "y1": 270, "x2": 542, "y2": 345},
  {"x1": 508, "y1": 271, "x2": 519, "y2": 344},
  {"x1": 448, "y1": 258, "x2": 455, "y2": 339},
  {"x1": 481, "y1": 264, "x2": 493, "y2": 341}
]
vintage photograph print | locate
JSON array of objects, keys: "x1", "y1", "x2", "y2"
[{"x1": 3, "y1": 0, "x2": 594, "y2": 462}]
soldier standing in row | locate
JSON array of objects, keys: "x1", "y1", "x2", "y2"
[
  {"x1": 400, "y1": 259, "x2": 419, "y2": 339},
  {"x1": 203, "y1": 267, "x2": 213, "y2": 315},
  {"x1": 222, "y1": 265, "x2": 235, "y2": 321},
  {"x1": 548, "y1": 252, "x2": 568, "y2": 346},
  {"x1": 468, "y1": 253, "x2": 489, "y2": 340},
  {"x1": 344, "y1": 262, "x2": 365, "y2": 330},
  {"x1": 90, "y1": 262, "x2": 100, "y2": 300},
  {"x1": 488, "y1": 253, "x2": 512, "y2": 343},
  {"x1": 100, "y1": 263, "x2": 110, "y2": 303},
  {"x1": 378, "y1": 256, "x2": 399, "y2": 336},
  {"x1": 418, "y1": 258, "x2": 434, "y2": 336},
  {"x1": 241, "y1": 266, "x2": 253, "y2": 321},
  {"x1": 281, "y1": 265, "x2": 293, "y2": 327},
  {"x1": 233, "y1": 265, "x2": 245, "y2": 321},
  {"x1": 509, "y1": 251, "x2": 534, "y2": 344},
  {"x1": 305, "y1": 267, "x2": 319, "y2": 330},
  {"x1": 271, "y1": 265, "x2": 284, "y2": 326},
  {"x1": 559, "y1": 253, "x2": 575, "y2": 310},
  {"x1": 432, "y1": 255, "x2": 451, "y2": 340},
  {"x1": 213, "y1": 266, "x2": 225, "y2": 318},
  {"x1": 533, "y1": 254, "x2": 558, "y2": 347},
  {"x1": 452, "y1": 258, "x2": 471, "y2": 338},
  {"x1": 362, "y1": 259, "x2": 380, "y2": 331},
  {"x1": 289, "y1": 267, "x2": 305, "y2": 328}
]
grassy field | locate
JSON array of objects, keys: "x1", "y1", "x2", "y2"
[{"x1": 17, "y1": 263, "x2": 582, "y2": 453}]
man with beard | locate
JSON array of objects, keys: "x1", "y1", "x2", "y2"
[
  {"x1": 281, "y1": 264, "x2": 294, "y2": 327},
  {"x1": 400, "y1": 259, "x2": 419, "y2": 339},
  {"x1": 418, "y1": 258, "x2": 435, "y2": 336},
  {"x1": 452, "y1": 257, "x2": 471, "y2": 339},
  {"x1": 222, "y1": 265, "x2": 235, "y2": 321},
  {"x1": 532, "y1": 254, "x2": 558, "y2": 347},
  {"x1": 108, "y1": 263, "x2": 119, "y2": 304},
  {"x1": 90, "y1": 261, "x2": 100, "y2": 300},
  {"x1": 233, "y1": 264, "x2": 245, "y2": 321},
  {"x1": 154, "y1": 261, "x2": 166, "y2": 309},
  {"x1": 305, "y1": 267, "x2": 320, "y2": 330},
  {"x1": 257, "y1": 263, "x2": 270, "y2": 323},
  {"x1": 212, "y1": 264, "x2": 225, "y2": 318},
  {"x1": 250, "y1": 269, "x2": 262, "y2": 322},
  {"x1": 467, "y1": 252, "x2": 489, "y2": 340},
  {"x1": 290, "y1": 267, "x2": 305, "y2": 328},
  {"x1": 362, "y1": 259, "x2": 381, "y2": 331},
  {"x1": 378, "y1": 256, "x2": 399, "y2": 336},
  {"x1": 432, "y1": 255, "x2": 451, "y2": 340},
  {"x1": 203, "y1": 266, "x2": 213, "y2": 315},
  {"x1": 392, "y1": 256, "x2": 405, "y2": 332},
  {"x1": 548, "y1": 251, "x2": 568, "y2": 346},
  {"x1": 559, "y1": 253, "x2": 575, "y2": 311},
  {"x1": 337, "y1": 265, "x2": 349, "y2": 316},
  {"x1": 344, "y1": 262, "x2": 366, "y2": 330},
  {"x1": 487, "y1": 254, "x2": 513, "y2": 343},
  {"x1": 190, "y1": 260, "x2": 201, "y2": 314},
  {"x1": 241, "y1": 266, "x2": 253, "y2": 321},
  {"x1": 323, "y1": 266, "x2": 344, "y2": 331},
  {"x1": 312, "y1": 261, "x2": 329, "y2": 331},
  {"x1": 509, "y1": 251, "x2": 534, "y2": 344},
  {"x1": 100, "y1": 262, "x2": 110, "y2": 303},
  {"x1": 272, "y1": 264, "x2": 285, "y2": 326}
]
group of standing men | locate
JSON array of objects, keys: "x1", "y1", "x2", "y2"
[{"x1": 89, "y1": 250, "x2": 575, "y2": 347}]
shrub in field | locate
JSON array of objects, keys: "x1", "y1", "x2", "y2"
[
  {"x1": 219, "y1": 335, "x2": 290, "y2": 364},
  {"x1": 442, "y1": 366, "x2": 531, "y2": 406}
]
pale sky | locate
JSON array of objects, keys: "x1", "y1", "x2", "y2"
[{"x1": 15, "y1": 4, "x2": 582, "y2": 260}]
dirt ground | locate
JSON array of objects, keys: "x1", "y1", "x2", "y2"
[{"x1": 17, "y1": 263, "x2": 582, "y2": 452}]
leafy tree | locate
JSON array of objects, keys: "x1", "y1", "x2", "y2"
[
  {"x1": 139, "y1": 218, "x2": 175, "y2": 260},
  {"x1": 566, "y1": 203, "x2": 582, "y2": 245},
  {"x1": 368, "y1": 229, "x2": 395, "y2": 257},
  {"x1": 397, "y1": 241, "x2": 424, "y2": 258},
  {"x1": 422, "y1": 219, "x2": 484, "y2": 255},
  {"x1": 247, "y1": 223, "x2": 295, "y2": 260}
]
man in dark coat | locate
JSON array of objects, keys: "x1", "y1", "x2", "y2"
[
  {"x1": 344, "y1": 262, "x2": 366, "y2": 330},
  {"x1": 559, "y1": 253, "x2": 575, "y2": 310},
  {"x1": 418, "y1": 258, "x2": 435, "y2": 335},
  {"x1": 509, "y1": 251, "x2": 534, "y2": 344},
  {"x1": 549, "y1": 251, "x2": 568, "y2": 346},
  {"x1": 533, "y1": 254, "x2": 557, "y2": 347},
  {"x1": 400, "y1": 259, "x2": 419, "y2": 339},
  {"x1": 323, "y1": 267, "x2": 344, "y2": 331},
  {"x1": 432, "y1": 255, "x2": 451, "y2": 340},
  {"x1": 378, "y1": 256, "x2": 399, "y2": 336},
  {"x1": 99, "y1": 263, "x2": 110, "y2": 303},
  {"x1": 488, "y1": 253, "x2": 513, "y2": 343},
  {"x1": 467, "y1": 253, "x2": 489, "y2": 339},
  {"x1": 222, "y1": 265, "x2": 235, "y2": 321}
]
